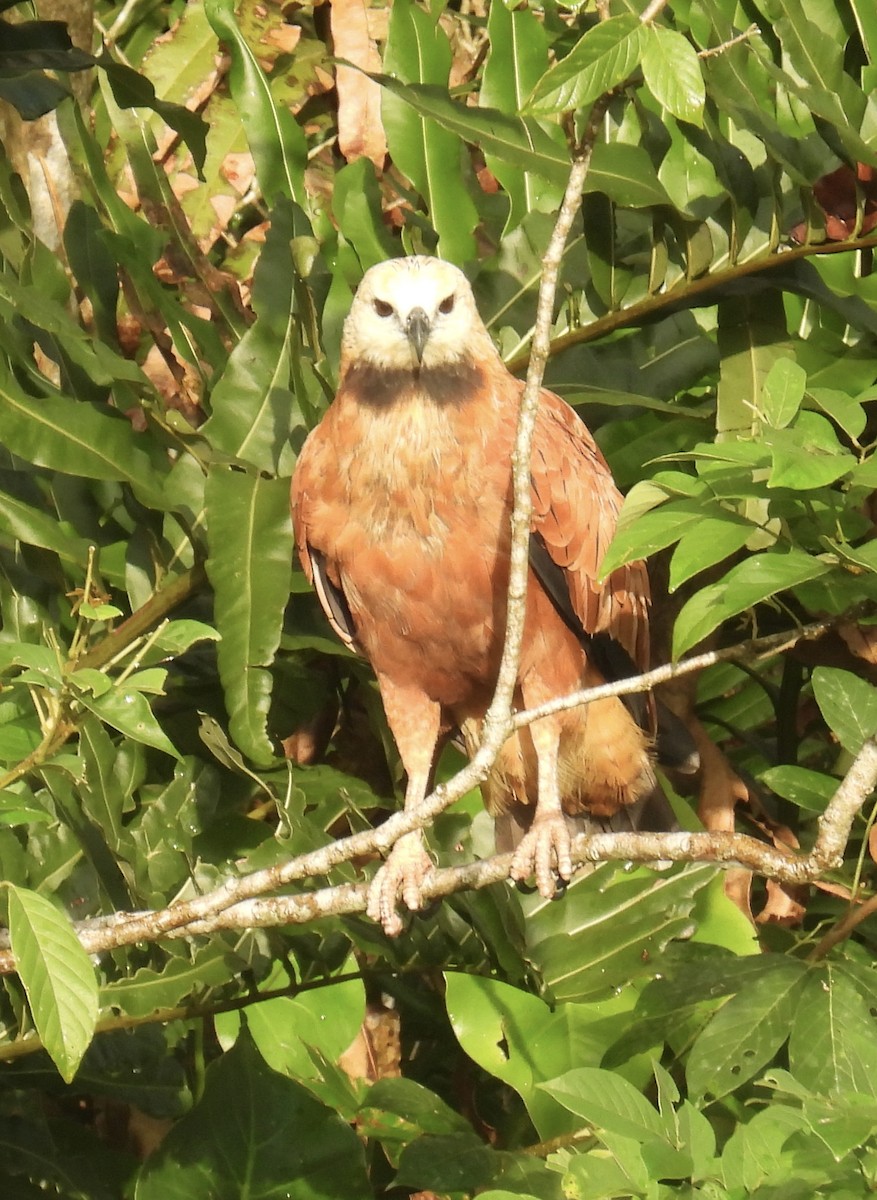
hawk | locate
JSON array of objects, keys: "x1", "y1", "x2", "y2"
[{"x1": 291, "y1": 256, "x2": 692, "y2": 935}]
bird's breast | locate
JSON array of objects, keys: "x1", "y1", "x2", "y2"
[{"x1": 320, "y1": 389, "x2": 514, "y2": 707}]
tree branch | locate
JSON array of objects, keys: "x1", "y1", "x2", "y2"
[{"x1": 1, "y1": 730, "x2": 871, "y2": 974}]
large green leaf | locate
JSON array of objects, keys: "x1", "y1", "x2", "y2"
[
  {"x1": 201, "y1": 198, "x2": 300, "y2": 474},
  {"x1": 0, "y1": 364, "x2": 168, "y2": 509},
  {"x1": 205, "y1": 467, "x2": 292, "y2": 766},
  {"x1": 7, "y1": 884, "x2": 99, "y2": 1082},
  {"x1": 372, "y1": 75, "x2": 569, "y2": 187},
  {"x1": 586, "y1": 143, "x2": 673, "y2": 208},
  {"x1": 526, "y1": 16, "x2": 647, "y2": 114},
  {"x1": 541, "y1": 1066, "x2": 666, "y2": 1141},
  {"x1": 642, "y1": 27, "x2": 705, "y2": 126},
  {"x1": 444, "y1": 972, "x2": 646, "y2": 1140},
  {"x1": 215, "y1": 964, "x2": 365, "y2": 1082},
  {"x1": 135, "y1": 1031, "x2": 371, "y2": 1200},
  {"x1": 687, "y1": 957, "x2": 807, "y2": 1102},
  {"x1": 789, "y1": 965, "x2": 877, "y2": 1098},
  {"x1": 524, "y1": 864, "x2": 715, "y2": 1003}
]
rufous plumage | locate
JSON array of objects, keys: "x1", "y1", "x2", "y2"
[{"x1": 291, "y1": 256, "x2": 678, "y2": 936}]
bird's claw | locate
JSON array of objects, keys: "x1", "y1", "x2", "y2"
[
  {"x1": 509, "y1": 814, "x2": 573, "y2": 899},
  {"x1": 366, "y1": 831, "x2": 434, "y2": 937}
]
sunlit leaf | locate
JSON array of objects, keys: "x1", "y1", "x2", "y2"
[{"x1": 7, "y1": 884, "x2": 99, "y2": 1082}]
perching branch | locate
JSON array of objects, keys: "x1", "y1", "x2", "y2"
[
  {"x1": 0, "y1": 613, "x2": 853, "y2": 975},
  {"x1": 0, "y1": 727, "x2": 873, "y2": 975}
]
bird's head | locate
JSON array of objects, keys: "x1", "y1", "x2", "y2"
[{"x1": 340, "y1": 256, "x2": 495, "y2": 374}]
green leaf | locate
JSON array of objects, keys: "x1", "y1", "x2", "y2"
[
  {"x1": 0, "y1": 490, "x2": 92, "y2": 570},
  {"x1": 333, "y1": 157, "x2": 397, "y2": 269},
  {"x1": 201, "y1": 198, "x2": 300, "y2": 474},
  {"x1": 669, "y1": 517, "x2": 753, "y2": 591},
  {"x1": 525, "y1": 863, "x2": 715, "y2": 1003},
  {"x1": 7, "y1": 884, "x2": 98, "y2": 1082},
  {"x1": 687, "y1": 957, "x2": 807, "y2": 1102},
  {"x1": 0, "y1": 363, "x2": 168, "y2": 509},
  {"x1": 481, "y1": 2, "x2": 563, "y2": 232},
  {"x1": 360, "y1": 1077, "x2": 471, "y2": 1144},
  {"x1": 97, "y1": 56, "x2": 208, "y2": 177},
  {"x1": 526, "y1": 16, "x2": 647, "y2": 115},
  {"x1": 382, "y1": 0, "x2": 478, "y2": 261},
  {"x1": 63, "y1": 202, "x2": 120, "y2": 343},
  {"x1": 150, "y1": 619, "x2": 220, "y2": 659},
  {"x1": 78, "y1": 716, "x2": 126, "y2": 852},
  {"x1": 135, "y1": 1029, "x2": 371, "y2": 1200},
  {"x1": 205, "y1": 468, "x2": 292, "y2": 766},
  {"x1": 371, "y1": 75, "x2": 569, "y2": 188},
  {"x1": 812, "y1": 667, "x2": 877, "y2": 755},
  {"x1": 203, "y1": 0, "x2": 308, "y2": 209},
  {"x1": 642, "y1": 28, "x2": 705, "y2": 125},
  {"x1": 717, "y1": 293, "x2": 788, "y2": 442},
  {"x1": 760, "y1": 765, "x2": 838, "y2": 813},
  {"x1": 215, "y1": 967, "x2": 365, "y2": 1082},
  {"x1": 541, "y1": 1067, "x2": 666, "y2": 1140},
  {"x1": 673, "y1": 548, "x2": 830, "y2": 658},
  {"x1": 101, "y1": 946, "x2": 243, "y2": 1020},
  {"x1": 850, "y1": 0, "x2": 877, "y2": 64},
  {"x1": 808, "y1": 387, "x2": 867, "y2": 439},
  {"x1": 586, "y1": 143, "x2": 673, "y2": 208},
  {"x1": 762, "y1": 358, "x2": 807, "y2": 430},
  {"x1": 395, "y1": 1133, "x2": 494, "y2": 1193},
  {"x1": 766, "y1": 412, "x2": 854, "y2": 490},
  {"x1": 602, "y1": 506, "x2": 702, "y2": 575},
  {"x1": 76, "y1": 686, "x2": 180, "y2": 760},
  {"x1": 789, "y1": 965, "x2": 877, "y2": 1098},
  {"x1": 444, "y1": 972, "x2": 635, "y2": 1139}
]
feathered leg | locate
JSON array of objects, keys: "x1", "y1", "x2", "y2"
[
  {"x1": 366, "y1": 677, "x2": 442, "y2": 936},
  {"x1": 509, "y1": 715, "x2": 573, "y2": 896}
]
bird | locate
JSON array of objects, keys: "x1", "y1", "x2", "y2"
[{"x1": 290, "y1": 256, "x2": 693, "y2": 936}]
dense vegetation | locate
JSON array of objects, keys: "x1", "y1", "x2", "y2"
[{"x1": 1, "y1": 0, "x2": 877, "y2": 1195}]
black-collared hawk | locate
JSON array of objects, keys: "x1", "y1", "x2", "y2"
[{"x1": 291, "y1": 256, "x2": 689, "y2": 936}]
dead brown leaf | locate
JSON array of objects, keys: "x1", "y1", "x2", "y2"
[
  {"x1": 839, "y1": 620, "x2": 877, "y2": 667},
  {"x1": 790, "y1": 162, "x2": 877, "y2": 243},
  {"x1": 331, "y1": 0, "x2": 387, "y2": 169}
]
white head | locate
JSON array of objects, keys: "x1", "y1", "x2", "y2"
[{"x1": 340, "y1": 256, "x2": 497, "y2": 373}]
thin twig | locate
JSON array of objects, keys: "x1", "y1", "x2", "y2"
[
  {"x1": 698, "y1": 23, "x2": 759, "y2": 58},
  {"x1": 807, "y1": 891, "x2": 877, "y2": 962}
]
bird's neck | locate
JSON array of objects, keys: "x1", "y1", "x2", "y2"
[{"x1": 339, "y1": 356, "x2": 487, "y2": 410}]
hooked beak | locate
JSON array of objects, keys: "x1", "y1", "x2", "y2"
[{"x1": 406, "y1": 308, "x2": 430, "y2": 364}]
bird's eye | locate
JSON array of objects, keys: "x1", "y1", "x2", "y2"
[
  {"x1": 373, "y1": 298, "x2": 393, "y2": 318},
  {"x1": 438, "y1": 294, "x2": 455, "y2": 315}
]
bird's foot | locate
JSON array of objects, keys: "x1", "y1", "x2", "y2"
[
  {"x1": 367, "y1": 831, "x2": 434, "y2": 937},
  {"x1": 509, "y1": 814, "x2": 573, "y2": 899}
]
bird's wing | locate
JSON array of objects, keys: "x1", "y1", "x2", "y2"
[
  {"x1": 529, "y1": 386, "x2": 650, "y2": 674},
  {"x1": 290, "y1": 431, "x2": 360, "y2": 654}
]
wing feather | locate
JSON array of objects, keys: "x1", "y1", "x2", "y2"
[
  {"x1": 529, "y1": 386, "x2": 650, "y2": 673},
  {"x1": 291, "y1": 427, "x2": 360, "y2": 653}
]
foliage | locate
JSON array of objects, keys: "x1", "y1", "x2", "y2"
[{"x1": 0, "y1": 0, "x2": 875, "y2": 1195}]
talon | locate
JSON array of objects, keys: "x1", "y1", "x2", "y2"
[
  {"x1": 509, "y1": 815, "x2": 573, "y2": 900},
  {"x1": 366, "y1": 831, "x2": 433, "y2": 937}
]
